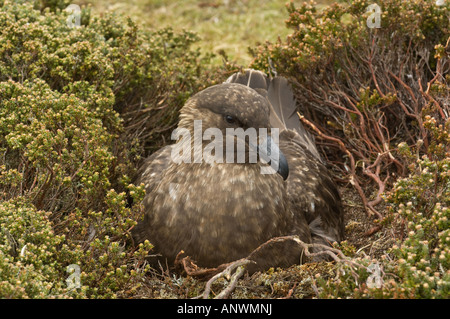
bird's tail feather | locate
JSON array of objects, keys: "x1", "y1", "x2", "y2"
[{"x1": 226, "y1": 69, "x2": 320, "y2": 159}]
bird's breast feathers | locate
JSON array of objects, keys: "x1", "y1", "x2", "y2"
[{"x1": 155, "y1": 162, "x2": 286, "y2": 213}]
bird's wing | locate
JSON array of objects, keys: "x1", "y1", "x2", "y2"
[
  {"x1": 226, "y1": 69, "x2": 321, "y2": 160},
  {"x1": 280, "y1": 129, "x2": 344, "y2": 250},
  {"x1": 227, "y1": 69, "x2": 344, "y2": 249}
]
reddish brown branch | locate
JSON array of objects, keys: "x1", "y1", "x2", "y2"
[
  {"x1": 190, "y1": 235, "x2": 367, "y2": 299},
  {"x1": 298, "y1": 112, "x2": 376, "y2": 216}
]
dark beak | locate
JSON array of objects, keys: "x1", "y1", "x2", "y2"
[{"x1": 255, "y1": 136, "x2": 289, "y2": 180}]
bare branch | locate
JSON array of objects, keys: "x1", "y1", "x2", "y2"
[{"x1": 193, "y1": 235, "x2": 367, "y2": 299}]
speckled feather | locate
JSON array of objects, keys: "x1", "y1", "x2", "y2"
[{"x1": 132, "y1": 70, "x2": 344, "y2": 271}]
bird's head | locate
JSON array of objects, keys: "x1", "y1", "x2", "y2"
[
  {"x1": 175, "y1": 83, "x2": 289, "y2": 180},
  {"x1": 180, "y1": 83, "x2": 270, "y2": 130}
]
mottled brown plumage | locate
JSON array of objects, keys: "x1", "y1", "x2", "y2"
[{"x1": 132, "y1": 69, "x2": 344, "y2": 271}]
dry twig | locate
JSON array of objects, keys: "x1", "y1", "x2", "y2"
[{"x1": 187, "y1": 235, "x2": 366, "y2": 299}]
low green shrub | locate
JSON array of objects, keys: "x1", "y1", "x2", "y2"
[
  {"x1": 250, "y1": 0, "x2": 449, "y2": 217},
  {"x1": 1, "y1": 0, "x2": 448, "y2": 299},
  {"x1": 316, "y1": 115, "x2": 449, "y2": 298},
  {"x1": 0, "y1": 1, "x2": 216, "y2": 298},
  {"x1": 249, "y1": 0, "x2": 449, "y2": 298}
]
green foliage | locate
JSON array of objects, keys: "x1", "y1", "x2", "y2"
[
  {"x1": 250, "y1": 0, "x2": 449, "y2": 169},
  {"x1": 384, "y1": 116, "x2": 449, "y2": 298},
  {"x1": 0, "y1": 196, "x2": 154, "y2": 298},
  {"x1": 0, "y1": 79, "x2": 115, "y2": 211},
  {"x1": 251, "y1": 0, "x2": 449, "y2": 75},
  {"x1": 249, "y1": 0, "x2": 449, "y2": 298},
  {"x1": 1, "y1": 0, "x2": 448, "y2": 299},
  {"x1": 316, "y1": 128, "x2": 449, "y2": 298},
  {"x1": 0, "y1": 1, "x2": 215, "y2": 298},
  {"x1": 0, "y1": 198, "x2": 67, "y2": 298}
]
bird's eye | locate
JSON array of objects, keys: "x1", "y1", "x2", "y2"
[{"x1": 225, "y1": 115, "x2": 235, "y2": 124}]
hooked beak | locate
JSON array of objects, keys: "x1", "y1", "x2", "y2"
[{"x1": 253, "y1": 136, "x2": 289, "y2": 180}]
